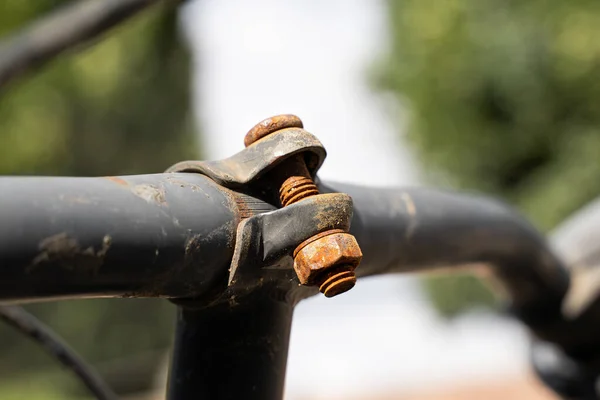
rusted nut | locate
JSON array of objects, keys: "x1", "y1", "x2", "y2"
[
  {"x1": 244, "y1": 114, "x2": 303, "y2": 147},
  {"x1": 293, "y1": 231, "x2": 363, "y2": 297}
]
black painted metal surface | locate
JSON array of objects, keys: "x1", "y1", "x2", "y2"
[
  {"x1": 321, "y1": 182, "x2": 600, "y2": 396},
  {"x1": 320, "y1": 182, "x2": 570, "y2": 315},
  {"x1": 0, "y1": 173, "x2": 239, "y2": 302},
  {"x1": 167, "y1": 285, "x2": 293, "y2": 400},
  {"x1": 167, "y1": 128, "x2": 326, "y2": 190}
]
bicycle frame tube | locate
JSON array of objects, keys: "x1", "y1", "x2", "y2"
[{"x1": 168, "y1": 285, "x2": 293, "y2": 400}]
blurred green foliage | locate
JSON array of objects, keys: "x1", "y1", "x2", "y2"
[
  {"x1": 0, "y1": 1, "x2": 197, "y2": 397},
  {"x1": 379, "y1": 0, "x2": 600, "y2": 316},
  {"x1": 0, "y1": 0, "x2": 197, "y2": 176}
]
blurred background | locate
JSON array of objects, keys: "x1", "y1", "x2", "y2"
[{"x1": 1, "y1": 0, "x2": 598, "y2": 398}]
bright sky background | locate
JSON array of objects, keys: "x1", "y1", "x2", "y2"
[{"x1": 181, "y1": 0, "x2": 531, "y2": 398}]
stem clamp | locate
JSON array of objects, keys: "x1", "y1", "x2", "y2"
[{"x1": 167, "y1": 115, "x2": 363, "y2": 304}]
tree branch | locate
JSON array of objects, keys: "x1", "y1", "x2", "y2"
[
  {"x1": 0, "y1": 305, "x2": 118, "y2": 400},
  {"x1": 0, "y1": 0, "x2": 170, "y2": 90}
]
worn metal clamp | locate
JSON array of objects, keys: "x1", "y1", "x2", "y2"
[{"x1": 168, "y1": 114, "x2": 363, "y2": 302}]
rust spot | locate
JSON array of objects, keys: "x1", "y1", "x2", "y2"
[
  {"x1": 28, "y1": 233, "x2": 111, "y2": 274},
  {"x1": 104, "y1": 176, "x2": 128, "y2": 186},
  {"x1": 132, "y1": 184, "x2": 166, "y2": 205},
  {"x1": 244, "y1": 114, "x2": 303, "y2": 147},
  {"x1": 233, "y1": 193, "x2": 270, "y2": 219},
  {"x1": 293, "y1": 229, "x2": 345, "y2": 257},
  {"x1": 319, "y1": 269, "x2": 357, "y2": 297},
  {"x1": 280, "y1": 176, "x2": 319, "y2": 206},
  {"x1": 224, "y1": 190, "x2": 276, "y2": 221},
  {"x1": 293, "y1": 231, "x2": 362, "y2": 296},
  {"x1": 235, "y1": 196, "x2": 254, "y2": 220}
]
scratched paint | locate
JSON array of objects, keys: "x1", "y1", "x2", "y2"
[
  {"x1": 131, "y1": 184, "x2": 167, "y2": 205},
  {"x1": 28, "y1": 233, "x2": 111, "y2": 274}
]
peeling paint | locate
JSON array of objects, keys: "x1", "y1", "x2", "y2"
[
  {"x1": 28, "y1": 233, "x2": 111, "y2": 274},
  {"x1": 165, "y1": 176, "x2": 205, "y2": 193},
  {"x1": 132, "y1": 184, "x2": 166, "y2": 205},
  {"x1": 104, "y1": 176, "x2": 129, "y2": 186}
]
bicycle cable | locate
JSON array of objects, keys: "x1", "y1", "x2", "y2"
[{"x1": 0, "y1": 305, "x2": 118, "y2": 400}]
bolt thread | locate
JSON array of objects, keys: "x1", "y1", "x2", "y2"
[
  {"x1": 279, "y1": 176, "x2": 319, "y2": 206},
  {"x1": 317, "y1": 266, "x2": 357, "y2": 298}
]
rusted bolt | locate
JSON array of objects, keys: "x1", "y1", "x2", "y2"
[
  {"x1": 244, "y1": 114, "x2": 303, "y2": 148},
  {"x1": 245, "y1": 114, "x2": 318, "y2": 207},
  {"x1": 244, "y1": 115, "x2": 362, "y2": 297}
]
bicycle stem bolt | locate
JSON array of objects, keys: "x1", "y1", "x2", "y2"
[{"x1": 244, "y1": 114, "x2": 362, "y2": 297}]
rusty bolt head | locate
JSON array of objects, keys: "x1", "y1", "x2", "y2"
[
  {"x1": 293, "y1": 232, "x2": 362, "y2": 286},
  {"x1": 244, "y1": 114, "x2": 303, "y2": 147}
]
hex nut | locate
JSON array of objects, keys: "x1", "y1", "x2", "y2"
[{"x1": 293, "y1": 232, "x2": 363, "y2": 285}]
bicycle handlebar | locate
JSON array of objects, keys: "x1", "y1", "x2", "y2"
[
  {"x1": 0, "y1": 173, "x2": 570, "y2": 320},
  {"x1": 0, "y1": 173, "x2": 239, "y2": 301},
  {"x1": 324, "y1": 182, "x2": 569, "y2": 317}
]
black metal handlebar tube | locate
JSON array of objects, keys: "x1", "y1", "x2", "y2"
[
  {"x1": 324, "y1": 182, "x2": 570, "y2": 307},
  {"x1": 321, "y1": 182, "x2": 572, "y2": 345},
  {"x1": 0, "y1": 173, "x2": 241, "y2": 302}
]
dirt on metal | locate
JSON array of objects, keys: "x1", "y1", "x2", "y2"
[
  {"x1": 313, "y1": 194, "x2": 353, "y2": 232},
  {"x1": 28, "y1": 232, "x2": 111, "y2": 274}
]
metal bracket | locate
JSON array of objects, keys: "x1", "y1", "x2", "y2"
[
  {"x1": 174, "y1": 192, "x2": 354, "y2": 308},
  {"x1": 166, "y1": 127, "x2": 357, "y2": 305},
  {"x1": 166, "y1": 128, "x2": 326, "y2": 190},
  {"x1": 229, "y1": 193, "x2": 353, "y2": 280}
]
